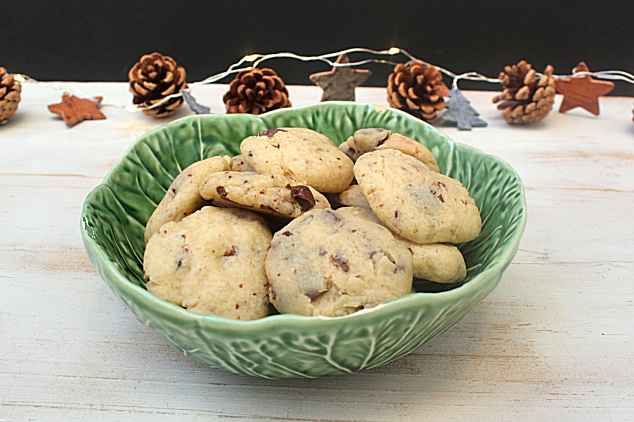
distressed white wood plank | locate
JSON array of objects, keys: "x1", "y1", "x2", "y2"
[{"x1": 1, "y1": 83, "x2": 634, "y2": 421}]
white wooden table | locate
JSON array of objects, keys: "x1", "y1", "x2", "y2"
[{"x1": 1, "y1": 82, "x2": 633, "y2": 421}]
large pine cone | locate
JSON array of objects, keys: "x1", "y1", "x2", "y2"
[
  {"x1": 387, "y1": 62, "x2": 450, "y2": 122},
  {"x1": 0, "y1": 67, "x2": 22, "y2": 125},
  {"x1": 129, "y1": 52, "x2": 187, "y2": 118},
  {"x1": 223, "y1": 68, "x2": 291, "y2": 115},
  {"x1": 493, "y1": 61, "x2": 556, "y2": 124}
]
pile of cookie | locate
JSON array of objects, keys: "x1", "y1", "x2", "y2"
[{"x1": 143, "y1": 128, "x2": 481, "y2": 320}]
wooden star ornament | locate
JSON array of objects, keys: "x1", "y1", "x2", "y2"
[
  {"x1": 48, "y1": 94, "x2": 106, "y2": 126},
  {"x1": 309, "y1": 53, "x2": 372, "y2": 102},
  {"x1": 555, "y1": 62, "x2": 614, "y2": 116}
]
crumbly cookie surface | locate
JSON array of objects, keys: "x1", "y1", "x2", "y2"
[
  {"x1": 144, "y1": 206, "x2": 272, "y2": 320},
  {"x1": 240, "y1": 127, "x2": 354, "y2": 193},
  {"x1": 335, "y1": 184, "x2": 371, "y2": 209},
  {"x1": 405, "y1": 242, "x2": 466, "y2": 284},
  {"x1": 200, "y1": 171, "x2": 330, "y2": 218},
  {"x1": 339, "y1": 128, "x2": 440, "y2": 172},
  {"x1": 265, "y1": 209, "x2": 413, "y2": 317},
  {"x1": 354, "y1": 149, "x2": 481, "y2": 244},
  {"x1": 144, "y1": 156, "x2": 230, "y2": 244},
  {"x1": 230, "y1": 154, "x2": 255, "y2": 172},
  {"x1": 337, "y1": 207, "x2": 466, "y2": 283}
]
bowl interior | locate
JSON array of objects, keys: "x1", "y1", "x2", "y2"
[
  {"x1": 81, "y1": 102, "x2": 526, "y2": 377},
  {"x1": 84, "y1": 103, "x2": 524, "y2": 291}
]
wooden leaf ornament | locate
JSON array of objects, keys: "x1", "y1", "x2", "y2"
[
  {"x1": 555, "y1": 62, "x2": 615, "y2": 116},
  {"x1": 309, "y1": 53, "x2": 372, "y2": 102},
  {"x1": 48, "y1": 94, "x2": 106, "y2": 127}
]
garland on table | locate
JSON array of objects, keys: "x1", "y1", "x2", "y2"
[
  {"x1": 0, "y1": 67, "x2": 22, "y2": 125},
  {"x1": 2, "y1": 47, "x2": 634, "y2": 129}
]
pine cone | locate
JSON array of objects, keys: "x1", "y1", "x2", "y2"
[
  {"x1": 129, "y1": 52, "x2": 187, "y2": 118},
  {"x1": 223, "y1": 68, "x2": 291, "y2": 115},
  {"x1": 387, "y1": 62, "x2": 450, "y2": 122},
  {"x1": 493, "y1": 61, "x2": 556, "y2": 124},
  {"x1": 0, "y1": 67, "x2": 22, "y2": 125}
]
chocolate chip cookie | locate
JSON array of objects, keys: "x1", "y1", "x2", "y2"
[
  {"x1": 229, "y1": 154, "x2": 255, "y2": 172},
  {"x1": 144, "y1": 206, "x2": 272, "y2": 320},
  {"x1": 339, "y1": 128, "x2": 440, "y2": 172},
  {"x1": 333, "y1": 184, "x2": 371, "y2": 209},
  {"x1": 337, "y1": 207, "x2": 467, "y2": 283},
  {"x1": 199, "y1": 171, "x2": 330, "y2": 219},
  {"x1": 240, "y1": 127, "x2": 354, "y2": 193},
  {"x1": 265, "y1": 208, "x2": 413, "y2": 317},
  {"x1": 144, "y1": 156, "x2": 230, "y2": 244},
  {"x1": 354, "y1": 149, "x2": 481, "y2": 244}
]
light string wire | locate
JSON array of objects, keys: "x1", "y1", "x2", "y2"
[
  {"x1": 12, "y1": 73, "x2": 105, "y2": 102},
  {"x1": 143, "y1": 47, "x2": 409, "y2": 110},
  {"x1": 562, "y1": 67, "x2": 634, "y2": 84},
  {"x1": 10, "y1": 47, "x2": 634, "y2": 112}
]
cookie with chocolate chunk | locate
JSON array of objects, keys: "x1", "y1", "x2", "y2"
[
  {"x1": 144, "y1": 156, "x2": 230, "y2": 244},
  {"x1": 240, "y1": 127, "x2": 354, "y2": 193},
  {"x1": 229, "y1": 154, "x2": 255, "y2": 172},
  {"x1": 337, "y1": 207, "x2": 467, "y2": 284},
  {"x1": 144, "y1": 206, "x2": 271, "y2": 320},
  {"x1": 354, "y1": 149, "x2": 481, "y2": 244},
  {"x1": 199, "y1": 171, "x2": 330, "y2": 219},
  {"x1": 265, "y1": 208, "x2": 413, "y2": 317},
  {"x1": 333, "y1": 184, "x2": 371, "y2": 209},
  {"x1": 339, "y1": 128, "x2": 440, "y2": 172}
]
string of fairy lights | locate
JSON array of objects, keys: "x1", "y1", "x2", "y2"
[
  {"x1": 10, "y1": 46, "x2": 634, "y2": 113},
  {"x1": 133, "y1": 47, "x2": 505, "y2": 111}
]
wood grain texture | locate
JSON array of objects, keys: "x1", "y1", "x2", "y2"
[
  {"x1": 309, "y1": 53, "x2": 372, "y2": 102},
  {"x1": 1, "y1": 83, "x2": 633, "y2": 421},
  {"x1": 48, "y1": 94, "x2": 106, "y2": 126}
]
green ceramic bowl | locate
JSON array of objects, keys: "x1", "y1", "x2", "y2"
[{"x1": 81, "y1": 102, "x2": 526, "y2": 379}]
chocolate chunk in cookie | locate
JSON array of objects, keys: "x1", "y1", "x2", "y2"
[{"x1": 200, "y1": 171, "x2": 330, "y2": 219}]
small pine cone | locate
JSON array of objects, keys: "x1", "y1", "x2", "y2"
[
  {"x1": 0, "y1": 67, "x2": 22, "y2": 125},
  {"x1": 492, "y1": 60, "x2": 556, "y2": 124},
  {"x1": 223, "y1": 68, "x2": 291, "y2": 115},
  {"x1": 129, "y1": 52, "x2": 187, "y2": 118},
  {"x1": 387, "y1": 62, "x2": 450, "y2": 122}
]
